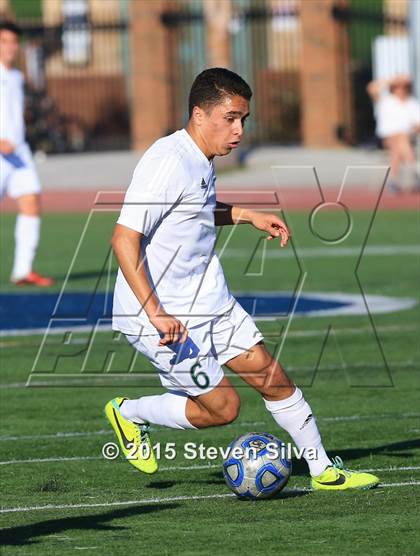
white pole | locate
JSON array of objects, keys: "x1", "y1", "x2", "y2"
[
  {"x1": 409, "y1": 0, "x2": 420, "y2": 98},
  {"x1": 409, "y1": 0, "x2": 420, "y2": 166}
]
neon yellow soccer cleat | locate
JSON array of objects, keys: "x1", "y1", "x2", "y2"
[
  {"x1": 311, "y1": 456, "x2": 379, "y2": 491},
  {"x1": 104, "y1": 397, "x2": 158, "y2": 474}
]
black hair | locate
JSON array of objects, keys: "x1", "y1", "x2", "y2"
[
  {"x1": 0, "y1": 20, "x2": 21, "y2": 36},
  {"x1": 188, "y1": 67, "x2": 252, "y2": 118}
]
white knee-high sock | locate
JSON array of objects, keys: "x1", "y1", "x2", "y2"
[
  {"x1": 11, "y1": 214, "x2": 40, "y2": 280},
  {"x1": 264, "y1": 388, "x2": 332, "y2": 476},
  {"x1": 120, "y1": 392, "x2": 197, "y2": 430}
]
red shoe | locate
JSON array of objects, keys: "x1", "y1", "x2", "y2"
[{"x1": 13, "y1": 271, "x2": 55, "y2": 287}]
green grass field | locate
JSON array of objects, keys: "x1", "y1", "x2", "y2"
[{"x1": 0, "y1": 209, "x2": 419, "y2": 555}]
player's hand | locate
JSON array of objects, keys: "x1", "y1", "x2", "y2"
[
  {"x1": 0, "y1": 139, "x2": 16, "y2": 155},
  {"x1": 149, "y1": 312, "x2": 189, "y2": 346},
  {"x1": 250, "y1": 212, "x2": 290, "y2": 247}
]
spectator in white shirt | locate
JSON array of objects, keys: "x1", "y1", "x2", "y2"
[{"x1": 367, "y1": 74, "x2": 420, "y2": 193}]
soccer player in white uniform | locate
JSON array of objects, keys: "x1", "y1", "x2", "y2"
[
  {"x1": 106, "y1": 68, "x2": 379, "y2": 490},
  {"x1": 0, "y1": 21, "x2": 53, "y2": 286}
]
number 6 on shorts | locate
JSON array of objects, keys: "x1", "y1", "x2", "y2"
[{"x1": 190, "y1": 362, "x2": 210, "y2": 390}]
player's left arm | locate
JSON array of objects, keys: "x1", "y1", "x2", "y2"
[{"x1": 214, "y1": 201, "x2": 290, "y2": 247}]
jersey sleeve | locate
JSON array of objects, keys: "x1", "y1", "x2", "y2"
[
  {"x1": 0, "y1": 74, "x2": 8, "y2": 140},
  {"x1": 117, "y1": 154, "x2": 186, "y2": 236}
]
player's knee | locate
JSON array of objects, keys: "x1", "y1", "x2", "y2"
[
  {"x1": 17, "y1": 194, "x2": 41, "y2": 216},
  {"x1": 215, "y1": 392, "x2": 241, "y2": 425},
  {"x1": 221, "y1": 400, "x2": 241, "y2": 425},
  {"x1": 206, "y1": 389, "x2": 240, "y2": 426}
]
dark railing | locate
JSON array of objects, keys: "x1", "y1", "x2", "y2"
[
  {"x1": 18, "y1": 19, "x2": 131, "y2": 154},
  {"x1": 161, "y1": 4, "x2": 301, "y2": 144}
]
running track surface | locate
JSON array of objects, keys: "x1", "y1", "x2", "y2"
[{"x1": 1, "y1": 188, "x2": 419, "y2": 212}]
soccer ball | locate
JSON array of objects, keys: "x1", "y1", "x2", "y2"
[{"x1": 222, "y1": 432, "x2": 291, "y2": 500}]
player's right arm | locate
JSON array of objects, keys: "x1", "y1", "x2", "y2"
[{"x1": 111, "y1": 223, "x2": 188, "y2": 346}]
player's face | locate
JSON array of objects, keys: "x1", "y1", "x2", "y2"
[
  {"x1": 0, "y1": 29, "x2": 20, "y2": 67},
  {"x1": 198, "y1": 95, "x2": 250, "y2": 157}
]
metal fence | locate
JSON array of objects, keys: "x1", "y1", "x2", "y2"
[
  {"x1": 162, "y1": 1, "x2": 302, "y2": 145},
  {"x1": 17, "y1": 8, "x2": 130, "y2": 154},
  {"x1": 161, "y1": 8, "x2": 207, "y2": 138},
  {"x1": 162, "y1": 0, "x2": 409, "y2": 147},
  {"x1": 12, "y1": 0, "x2": 410, "y2": 152}
]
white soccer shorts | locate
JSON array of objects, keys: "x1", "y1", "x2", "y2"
[
  {"x1": 126, "y1": 301, "x2": 264, "y2": 397},
  {"x1": 0, "y1": 143, "x2": 42, "y2": 200}
]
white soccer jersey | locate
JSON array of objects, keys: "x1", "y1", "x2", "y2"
[
  {"x1": 0, "y1": 63, "x2": 26, "y2": 147},
  {"x1": 112, "y1": 129, "x2": 235, "y2": 335},
  {"x1": 375, "y1": 92, "x2": 420, "y2": 139},
  {"x1": 0, "y1": 63, "x2": 41, "y2": 199}
]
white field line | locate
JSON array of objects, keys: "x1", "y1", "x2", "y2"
[
  {"x1": 378, "y1": 481, "x2": 420, "y2": 487},
  {"x1": 218, "y1": 245, "x2": 420, "y2": 259},
  {"x1": 0, "y1": 324, "x2": 393, "y2": 346},
  {"x1": 1, "y1": 323, "x2": 418, "y2": 342},
  {"x1": 1, "y1": 481, "x2": 420, "y2": 515},
  {"x1": 0, "y1": 325, "x2": 111, "y2": 338},
  {"x1": 264, "y1": 324, "x2": 419, "y2": 338},
  {"x1": 0, "y1": 430, "x2": 111, "y2": 442},
  {"x1": 0, "y1": 493, "x2": 236, "y2": 514},
  {"x1": 0, "y1": 413, "x2": 419, "y2": 443},
  {"x1": 359, "y1": 466, "x2": 420, "y2": 473},
  {"x1": 157, "y1": 464, "x2": 420, "y2": 474},
  {"x1": 0, "y1": 457, "x2": 220, "y2": 468},
  {"x1": 0, "y1": 451, "x2": 419, "y2": 476},
  {"x1": 320, "y1": 412, "x2": 420, "y2": 422},
  {"x1": 1, "y1": 413, "x2": 419, "y2": 443},
  {"x1": 0, "y1": 456, "x2": 100, "y2": 465},
  {"x1": 2, "y1": 359, "x2": 418, "y2": 390}
]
